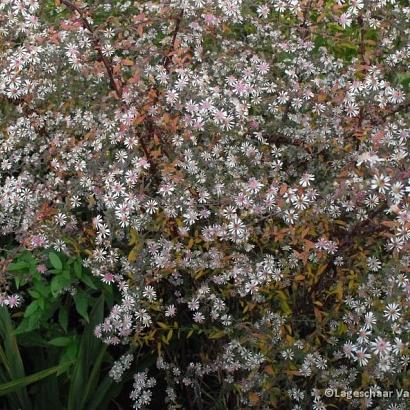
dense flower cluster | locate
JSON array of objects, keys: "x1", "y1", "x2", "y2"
[{"x1": 0, "y1": 0, "x2": 408, "y2": 408}]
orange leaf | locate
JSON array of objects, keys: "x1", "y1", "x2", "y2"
[
  {"x1": 133, "y1": 13, "x2": 146, "y2": 22},
  {"x1": 314, "y1": 307, "x2": 323, "y2": 323},
  {"x1": 303, "y1": 239, "x2": 315, "y2": 250},
  {"x1": 317, "y1": 264, "x2": 328, "y2": 276},
  {"x1": 285, "y1": 370, "x2": 302, "y2": 376},
  {"x1": 249, "y1": 392, "x2": 260, "y2": 404},
  {"x1": 279, "y1": 184, "x2": 288, "y2": 195},
  {"x1": 133, "y1": 115, "x2": 145, "y2": 125},
  {"x1": 153, "y1": 134, "x2": 161, "y2": 145},
  {"x1": 122, "y1": 58, "x2": 134, "y2": 66}
]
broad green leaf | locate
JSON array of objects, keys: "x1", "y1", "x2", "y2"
[
  {"x1": 24, "y1": 301, "x2": 40, "y2": 318},
  {"x1": 73, "y1": 291, "x2": 89, "y2": 322},
  {"x1": 15, "y1": 332, "x2": 48, "y2": 348},
  {"x1": 15, "y1": 309, "x2": 42, "y2": 335},
  {"x1": 38, "y1": 298, "x2": 45, "y2": 310},
  {"x1": 49, "y1": 252, "x2": 63, "y2": 271},
  {"x1": 14, "y1": 318, "x2": 36, "y2": 335},
  {"x1": 66, "y1": 256, "x2": 76, "y2": 265},
  {"x1": 33, "y1": 278, "x2": 50, "y2": 298},
  {"x1": 48, "y1": 337, "x2": 72, "y2": 347},
  {"x1": 7, "y1": 261, "x2": 29, "y2": 272},
  {"x1": 74, "y1": 260, "x2": 82, "y2": 278},
  {"x1": 66, "y1": 342, "x2": 78, "y2": 361},
  {"x1": 28, "y1": 290, "x2": 40, "y2": 299},
  {"x1": 51, "y1": 275, "x2": 72, "y2": 297},
  {"x1": 80, "y1": 274, "x2": 97, "y2": 290},
  {"x1": 59, "y1": 342, "x2": 79, "y2": 371}
]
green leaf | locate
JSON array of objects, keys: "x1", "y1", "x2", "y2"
[
  {"x1": 51, "y1": 275, "x2": 72, "y2": 297},
  {"x1": 81, "y1": 274, "x2": 97, "y2": 290},
  {"x1": 0, "y1": 361, "x2": 72, "y2": 396},
  {"x1": 33, "y1": 278, "x2": 50, "y2": 298},
  {"x1": 59, "y1": 306, "x2": 69, "y2": 333},
  {"x1": 14, "y1": 317, "x2": 39, "y2": 335},
  {"x1": 28, "y1": 290, "x2": 40, "y2": 299},
  {"x1": 24, "y1": 301, "x2": 40, "y2": 318},
  {"x1": 48, "y1": 337, "x2": 72, "y2": 347},
  {"x1": 15, "y1": 332, "x2": 48, "y2": 348},
  {"x1": 87, "y1": 375, "x2": 114, "y2": 410},
  {"x1": 38, "y1": 298, "x2": 46, "y2": 310},
  {"x1": 49, "y1": 252, "x2": 63, "y2": 271},
  {"x1": 79, "y1": 345, "x2": 107, "y2": 409},
  {"x1": 396, "y1": 72, "x2": 410, "y2": 91},
  {"x1": 28, "y1": 263, "x2": 38, "y2": 275},
  {"x1": 7, "y1": 261, "x2": 29, "y2": 272},
  {"x1": 73, "y1": 291, "x2": 89, "y2": 322},
  {"x1": 59, "y1": 342, "x2": 79, "y2": 370},
  {"x1": 0, "y1": 307, "x2": 32, "y2": 409},
  {"x1": 24, "y1": 350, "x2": 63, "y2": 409},
  {"x1": 67, "y1": 256, "x2": 76, "y2": 265},
  {"x1": 67, "y1": 296, "x2": 105, "y2": 410},
  {"x1": 74, "y1": 260, "x2": 82, "y2": 278},
  {"x1": 66, "y1": 342, "x2": 78, "y2": 361},
  {"x1": 20, "y1": 252, "x2": 36, "y2": 264}
]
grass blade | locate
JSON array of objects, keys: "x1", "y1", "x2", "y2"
[
  {"x1": 67, "y1": 295, "x2": 104, "y2": 410},
  {"x1": 79, "y1": 345, "x2": 107, "y2": 408},
  {"x1": 0, "y1": 361, "x2": 72, "y2": 396},
  {"x1": 0, "y1": 307, "x2": 32, "y2": 409}
]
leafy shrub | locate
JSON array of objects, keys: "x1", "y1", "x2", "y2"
[{"x1": 0, "y1": 250, "x2": 131, "y2": 409}]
